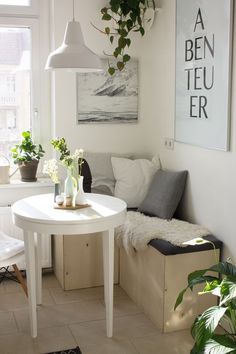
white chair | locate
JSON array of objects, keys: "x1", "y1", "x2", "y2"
[{"x1": 0, "y1": 231, "x2": 27, "y2": 296}]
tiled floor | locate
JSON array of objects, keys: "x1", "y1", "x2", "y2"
[{"x1": 0, "y1": 273, "x2": 193, "y2": 354}]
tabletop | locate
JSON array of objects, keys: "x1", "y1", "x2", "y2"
[{"x1": 12, "y1": 193, "x2": 127, "y2": 232}]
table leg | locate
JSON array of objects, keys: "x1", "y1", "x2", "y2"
[
  {"x1": 35, "y1": 233, "x2": 42, "y2": 306},
  {"x1": 102, "y1": 229, "x2": 114, "y2": 338},
  {"x1": 24, "y1": 231, "x2": 37, "y2": 338}
]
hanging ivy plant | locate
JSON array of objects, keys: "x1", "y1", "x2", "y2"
[{"x1": 96, "y1": 0, "x2": 156, "y2": 75}]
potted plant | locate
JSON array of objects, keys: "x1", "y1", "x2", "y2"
[
  {"x1": 175, "y1": 260, "x2": 236, "y2": 353},
  {"x1": 96, "y1": 0, "x2": 156, "y2": 75},
  {"x1": 11, "y1": 131, "x2": 45, "y2": 182}
]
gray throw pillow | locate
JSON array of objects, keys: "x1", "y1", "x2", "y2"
[
  {"x1": 83, "y1": 151, "x2": 132, "y2": 194},
  {"x1": 138, "y1": 170, "x2": 188, "y2": 220}
]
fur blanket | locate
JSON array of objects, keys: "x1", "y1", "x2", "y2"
[{"x1": 115, "y1": 211, "x2": 210, "y2": 254}]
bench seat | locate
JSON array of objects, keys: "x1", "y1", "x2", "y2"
[{"x1": 120, "y1": 235, "x2": 222, "y2": 333}]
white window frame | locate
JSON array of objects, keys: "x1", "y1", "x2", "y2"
[
  {"x1": 0, "y1": 0, "x2": 38, "y2": 16},
  {"x1": 0, "y1": 15, "x2": 41, "y2": 146}
]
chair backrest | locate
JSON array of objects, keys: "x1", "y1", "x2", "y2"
[
  {"x1": 0, "y1": 207, "x2": 23, "y2": 239},
  {"x1": 0, "y1": 231, "x2": 24, "y2": 264}
]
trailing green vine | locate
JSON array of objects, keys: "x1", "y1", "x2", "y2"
[{"x1": 96, "y1": 0, "x2": 156, "y2": 75}]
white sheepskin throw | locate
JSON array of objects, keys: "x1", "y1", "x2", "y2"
[{"x1": 115, "y1": 211, "x2": 210, "y2": 254}]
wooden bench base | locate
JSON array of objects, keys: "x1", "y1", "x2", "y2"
[{"x1": 120, "y1": 245, "x2": 220, "y2": 333}]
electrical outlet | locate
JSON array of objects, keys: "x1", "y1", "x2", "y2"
[{"x1": 164, "y1": 138, "x2": 174, "y2": 150}]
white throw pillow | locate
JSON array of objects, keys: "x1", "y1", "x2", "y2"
[{"x1": 111, "y1": 156, "x2": 160, "y2": 208}]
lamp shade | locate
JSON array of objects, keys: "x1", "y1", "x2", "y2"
[{"x1": 45, "y1": 21, "x2": 103, "y2": 72}]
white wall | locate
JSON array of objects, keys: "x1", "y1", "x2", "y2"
[
  {"x1": 50, "y1": 0, "x2": 236, "y2": 260},
  {"x1": 50, "y1": 0, "x2": 151, "y2": 155},
  {"x1": 139, "y1": 0, "x2": 236, "y2": 261}
]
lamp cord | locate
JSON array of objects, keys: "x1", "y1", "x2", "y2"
[{"x1": 72, "y1": 0, "x2": 75, "y2": 20}]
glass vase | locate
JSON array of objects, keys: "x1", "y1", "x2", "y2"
[
  {"x1": 64, "y1": 169, "x2": 77, "y2": 201},
  {"x1": 75, "y1": 175, "x2": 86, "y2": 205}
]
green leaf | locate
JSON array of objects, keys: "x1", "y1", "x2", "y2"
[
  {"x1": 130, "y1": 12, "x2": 137, "y2": 23},
  {"x1": 220, "y1": 280, "x2": 236, "y2": 305},
  {"x1": 174, "y1": 287, "x2": 187, "y2": 310},
  {"x1": 105, "y1": 27, "x2": 110, "y2": 35},
  {"x1": 230, "y1": 298, "x2": 236, "y2": 310},
  {"x1": 140, "y1": 26, "x2": 145, "y2": 36},
  {"x1": 120, "y1": 3, "x2": 130, "y2": 16},
  {"x1": 101, "y1": 7, "x2": 108, "y2": 14},
  {"x1": 102, "y1": 13, "x2": 112, "y2": 21},
  {"x1": 22, "y1": 130, "x2": 31, "y2": 139},
  {"x1": 190, "y1": 343, "x2": 204, "y2": 354},
  {"x1": 192, "y1": 306, "x2": 227, "y2": 348},
  {"x1": 120, "y1": 21, "x2": 127, "y2": 29},
  {"x1": 126, "y1": 38, "x2": 131, "y2": 47},
  {"x1": 204, "y1": 335, "x2": 236, "y2": 354},
  {"x1": 108, "y1": 67, "x2": 116, "y2": 76},
  {"x1": 137, "y1": 16, "x2": 142, "y2": 26},
  {"x1": 123, "y1": 54, "x2": 131, "y2": 62},
  {"x1": 111, "y1": 3, "x2": 120, "y2": 13},
  {"x1": 110, "y1": 0, "x2": 121, "y2": 6},
  {"x1": 211, "y1": 262, "x2": 236, "y2": 280},
  {"x1": 117, "y1": 61, "x2": 125, "y2": 71},
  {"x1": 127, "y1": 0, "x2": 139, "y2": 9},
  {"x1": 126, "y1": 19, "x2": 133, "y2": 31},
  {"x1": 118, "y1": 29, "x2": 128, "y2": 37},
  {"x1": 175, "y1": 275, "x2": 217, "y2": 310},
  {"x1": 200, "y1": 280, "x2": 221, "y2": 296},
  {"x1": 118, "y1": 36, "x2": 127, "y2": 49},
  {"x1": 189, "y1": 276, "x2": 218, "y2": 291},
  {"x1": 113, "y1": 47, "x2": 121, "y2": 58}
]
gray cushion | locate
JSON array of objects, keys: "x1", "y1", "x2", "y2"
[
  {"x1": 138, "y1": 170, "x2": 188, "y2": 220},
  {"x1": 83, "y1": 152, "x2": 132, "y2": 194}
]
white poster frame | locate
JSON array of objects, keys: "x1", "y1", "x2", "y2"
[{"x1": 175, "y1": 0, "x2": 233, "y2": 151}]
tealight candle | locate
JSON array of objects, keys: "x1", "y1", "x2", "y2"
[{"x1": 55, "y1": 195, "x2": 64, "y2": 205}]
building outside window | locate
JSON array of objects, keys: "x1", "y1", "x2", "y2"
[
  {"x1": 0, "y1": 0, "x2": 40, "y2": 164},
  {"x1": 0, "y1": 27, "x2": 31, "y2": 160}
]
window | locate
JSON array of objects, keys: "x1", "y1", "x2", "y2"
[
  {"x1": 0, "y1": 1, "x2": 37, "y2": 15},
  {"x1": 0, "y1": 10, "x2": 40, "y2": 162},
  {"x1": 0, "y1": 1, "x2": 30, "y2": 6}
]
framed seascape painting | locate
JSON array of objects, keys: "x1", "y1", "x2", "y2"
[
  {"x1": 76, "y1": 60, "x2": 138, "y2": 124},
  {"x1": 175, "y1": 0, "x2": 233, "y2": 151}
]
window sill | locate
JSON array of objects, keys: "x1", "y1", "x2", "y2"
[{"x1": 0, "y1": 178, "x2": 54, "y2": 189}]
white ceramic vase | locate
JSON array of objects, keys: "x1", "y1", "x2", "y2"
[{"x1": 75, "y1": 175, "x2": 86, "y2": 205}]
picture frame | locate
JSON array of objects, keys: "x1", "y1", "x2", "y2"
[
  {"x1": 76, "y1": 60, "x2": 138, "y2": 124},
  {"x1": 175, "y1": 0, "x2": 233, "y2": 151}
]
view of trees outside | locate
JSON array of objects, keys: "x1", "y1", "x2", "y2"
[{"x1": 0, "y1": 27, "x2": 31, "y2": 162}]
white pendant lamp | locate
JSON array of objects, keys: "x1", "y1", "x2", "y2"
[{"x1": 45, "y1": 0, "x2": 102, "y2": 72}]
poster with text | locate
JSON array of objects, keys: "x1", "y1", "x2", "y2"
[{"x1": 175, "y1": 0, "x2": 232, "y2": 150}]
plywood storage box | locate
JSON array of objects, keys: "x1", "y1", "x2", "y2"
[
  {"x1": 53, "y1": 232, "x2": 119, "y2": 290},
  {"x1": 120, "y1": 236, "x2": 222, "y2": 333}
]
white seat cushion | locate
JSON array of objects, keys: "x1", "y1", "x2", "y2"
[{"x1": 0, "y1": 231, "x2": 24, "y2": 262}]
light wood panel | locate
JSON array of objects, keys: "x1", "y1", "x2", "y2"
[
  {"x1": 120, "y1": 246, "x2": 219, "y2": 333},
  {"x1": 53, "y1": 232, "x2": 119, "y2": 290}
]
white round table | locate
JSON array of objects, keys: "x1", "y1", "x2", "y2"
[{"x1": 12, "y1": 193, "x2": 127, "y2": 338}]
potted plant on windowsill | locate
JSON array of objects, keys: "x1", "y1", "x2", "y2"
[{"x1": 11, "y1": 131, "x2": 45, "y2": 182}]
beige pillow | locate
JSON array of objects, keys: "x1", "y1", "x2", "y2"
[{"x1": 111, "y1": 156, "x2": 161, "y2": 208}]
